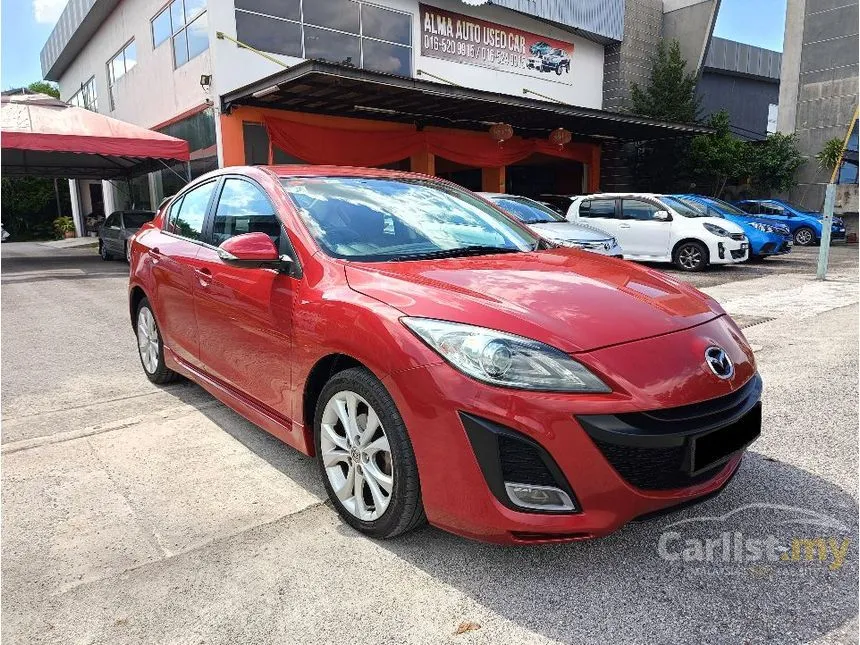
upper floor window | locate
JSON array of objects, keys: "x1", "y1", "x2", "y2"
[
  {"x1": 68, "y1": 76, "x2": 98, "y2": 112},
  {"x1": 234, "y1": 0, "x2": 412, "y2": 77},
  {"x1": 107, "y1": 40, "x2": 137, "y2": 110},
  {"x1": 152, "y1": 0, "x2": 208, "y2": 68}
]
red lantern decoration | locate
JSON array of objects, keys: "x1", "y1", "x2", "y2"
[
  {"x1": 549, "y1": 127, "x2": 572, "y2": 147},
  {"x1": 489, "y1": 122, "x2": 514, "y2": 143}
]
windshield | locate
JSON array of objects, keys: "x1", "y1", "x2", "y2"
[
  {"x1": 700, "y1": 196, "x2": 749, "y2": 216},
  {"x1": 780, "y1": 201, "x2": 816, "y2": 213},
  {"x1": 281, "y1": 177, "x2": 540, "y2": 262},
  {"x1": 123, "y1": 213, "x2": 153, "y2": 228},
  {"x1": 661, "y1": 196, "x2": 711, "y2": 218},
  {"x1": 492, "y1": 196, "x2": 566, "y2": 224}
]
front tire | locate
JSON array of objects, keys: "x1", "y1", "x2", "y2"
[
  {"x1": 135, "y1": 298, "x2": 179, "y2": 384},
  {"x1": 555, "y1": 66, "x2": 563, "y2": 75},
  {"x1": 673, "y1": 241, "x2": 709, "y2": 271},
  {"x1": 314, "y1": 367, "x2": 425, "y2": 539},
  {"x1": 794, "y1": 226, "x2": 816, "y2": 246},
  {"x1": 125, "y1": 241, "x2": 131, "y2": 263},
  {"x1": 99, "y1": 240, "x2": 112, "y2": 261}
]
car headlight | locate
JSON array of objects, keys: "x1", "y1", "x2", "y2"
[
  {"x1": 402, "y1": 318, "x2": 610, "y2": 392},
  {"x1": 703, "y1": 223, "x2": 732, "y2": 237},
  {"x1": 749, "y1": 222, "x2": 776, "y2": 233}
]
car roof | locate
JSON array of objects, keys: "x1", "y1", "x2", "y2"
[{"x1": 576, "y1": 193, "x2": 661, "y2": 199}]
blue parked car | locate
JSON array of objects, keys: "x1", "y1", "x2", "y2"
[
  {"x1": 734, "y1": 198, "x2": 846, "y2": 246},
  {"x1": 673, "y1": 194, "x2": 793, "y2": 259}
]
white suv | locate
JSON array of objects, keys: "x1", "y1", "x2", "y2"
[{"x1": 567, "y1": 193, "x2": 749, "y2": 271}]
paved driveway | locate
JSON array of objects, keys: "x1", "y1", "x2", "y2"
[{"x1": 2, "y1": 242, "x2": 858, "y2": 644}]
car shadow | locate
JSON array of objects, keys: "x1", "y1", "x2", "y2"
[{"x1": 159, "y1": 381, "x2": 858, "y2": 644}]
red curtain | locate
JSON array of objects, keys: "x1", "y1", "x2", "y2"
[{"x1": 263, "y1": 115, "x2": 594, "y2": 168}]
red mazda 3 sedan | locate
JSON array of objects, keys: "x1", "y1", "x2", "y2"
[{"x1": 129, "y1": 166, "x2": 761, "y2": 544}]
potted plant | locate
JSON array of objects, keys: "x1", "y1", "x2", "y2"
[{"x1": 53, "y1": 216, "x2": 75, "y2": 239}]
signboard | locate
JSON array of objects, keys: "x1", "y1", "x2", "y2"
[{"x1": 419, "y1": 4, "x2": 575, "y2": 83}]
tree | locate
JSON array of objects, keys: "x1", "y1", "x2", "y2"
[
  {"x1": 688, "y1": 111, "x2": 747, "y2": 197},
  {"x1": 748, "y1": 132, "x2": 804, "y2": 193},
  {"x1": 816, "y1": 137, "x2": 845, "y2": 178},
  {"x1": 630, "y1": 40, "x2": 702, "y2": 124},
  {"x1": 26, "y1": 80, "x2": 60, "y2": 98}
]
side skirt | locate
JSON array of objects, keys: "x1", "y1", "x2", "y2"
[{"x1": 165, "y1": 347, "x2": 314, "y2": 456}]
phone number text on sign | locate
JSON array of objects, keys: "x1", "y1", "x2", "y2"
[{"x1": 419, "y1": 3, "x2": 574, "y2": 80}]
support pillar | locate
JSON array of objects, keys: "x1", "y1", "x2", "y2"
[
  {"x1": 219, "y1": 113, "x2": 246, "y2": 167},
  {"x1": 481, "y1": 166, "x2": 505, "y2": 193},
  {"x1": 410, "y1": 151, "x2": 435, "y2": 176},
  {"x1": 68, "y1": 179, "x2": 84, "y2": 237},
  {"x1": 588, "y1": 145, "x2": 601, "y2": 193}
]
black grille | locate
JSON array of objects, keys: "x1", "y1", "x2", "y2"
[
  {"x1": 760, "y1": 243, "x2": 775, "y2": 254},
  {"x1": 730, "y1": 248, "x2": 746, "y2": 259},
  {"x1": 498, "y1": 435, "x2": 556, "y2": 487},
  {"x1": 577, "y1": 374, "x2": 762, "y2": 491}
]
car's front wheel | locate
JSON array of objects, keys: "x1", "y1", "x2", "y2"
[
  {"x1": 99, "y1": 240, "x2": 112, "y2": 261},
  {"x1": 125, "y1": 241, "x2": 131, "y2": 263},
  {"x1": 674, "y1": 241, "x2": 709, "y2": 271},
  {"x1": 135, "y1": 298, "x2": 180, "y2": 384},
  {"x1": 794, "y1": 226, "x2": 816, "y2": 246},
  {"x1": 314, "y1": 367, "x2": 425, "y2": 539}
]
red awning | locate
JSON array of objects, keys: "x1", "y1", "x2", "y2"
[{"x1": 1, "y1": 93, "x2": 190, "y2": 179}]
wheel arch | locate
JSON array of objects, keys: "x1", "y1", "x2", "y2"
[
  {"x1": 129, "y1": 285, "x2": 148, "y2": 329},
  {"x1": 302, "y1": 353, "x2": 367, "y2": 435},
  {"x1": 672, "y1": 237, "x2": 711, "y2": 260}
]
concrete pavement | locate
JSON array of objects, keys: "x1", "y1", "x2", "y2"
[{"x1": 1, "y1": 242, "x2": 858, "y2": 644}]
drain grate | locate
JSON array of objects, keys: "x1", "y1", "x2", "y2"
[{"x1": 731, "y1": 315, "x2": 776, "y2": 329}]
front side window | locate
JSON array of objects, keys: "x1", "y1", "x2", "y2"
[
  {"x1": 579, "y1": 199, "x2": 616, "y2": 218},
  {"x1": 621, "y1": 199, "x2": 659, "y2": 221},
  {"x1": 234, "y1": 0, "x2": 412, "y2": 77},
  {"x1": 167, "y1": 182, "x2": 215, "y2": 240},
  {"x1": 493, "y1": 197, "x2": 564, "y2": 224},
  {"x1": 281, "y1": 177, "x2": 538, "y2": 262},
  {"x1": 212, "y1": 179, "x2": 281, "y2": 246}
]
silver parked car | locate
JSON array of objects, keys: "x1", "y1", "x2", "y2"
[
  {"x1": 98, "y1": 210, "x2": 154, "y2": 262},
  {"x1": 479, "y1": 193, "x2": 623, "y2": 257}
]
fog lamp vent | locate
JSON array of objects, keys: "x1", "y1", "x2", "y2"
[{"x1": 504, "y1": 482, "x2": 578, "y2": 512}]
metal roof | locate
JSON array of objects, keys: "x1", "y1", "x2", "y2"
[
  {"x1": 222, "y1": 60, "x2": 712, "y2": 142},
  {"x1": 703, "y1": 37, "x2": 782, "y2": 81}
]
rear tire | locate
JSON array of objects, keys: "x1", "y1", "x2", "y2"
[
  {"x1": 314, "y1": 367, "x2": 426, "y2": 539},
  {"x1": 135, "y1": 298, "x2": 180, "y2": 384},
  {"x1": 673, "y1": 241, "x2": 709, "y2": 271}
]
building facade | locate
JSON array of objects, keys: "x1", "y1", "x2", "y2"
[
  {"x1": 41, "y1": 0, "x2": 722, "y2": 229},
  {"x1": 778, "y1": 0, "x2": 859, "y2": 217}
]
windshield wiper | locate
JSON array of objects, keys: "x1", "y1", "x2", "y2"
[{"x1": 388, "y1": 246, "x2": 520, "y2": 261}]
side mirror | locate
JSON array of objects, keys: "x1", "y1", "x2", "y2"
[
  {"x1": 653, "y1": 210, "x2": 671, "y2": 221},
  {"x1": 217, "y1": 232, "x2": 286, "y2": 269}
]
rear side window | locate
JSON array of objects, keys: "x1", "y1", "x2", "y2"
[
  {"x1": 580, "y1": 199, "x2": 616, "y2": 218},
  {"x1": 621, "y1": 199, "x2": 659, "y2": 221},
  {"x1": 212, "y1": 178, "x2": 281, "y2": 247},
  {"x1": 167, "y1": 181, "x2": 216, "y2": 240}
]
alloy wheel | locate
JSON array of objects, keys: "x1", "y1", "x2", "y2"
[
  {"x1": 795, "y1": 228, "x2": 814, "y2": 245},
  {"x1": 320, "y1": 390, "x2": 393, "y2": 521},
  {"x1": 678, "y1": 245, "x2": 703, "y2": 270},
  {"x1": 137, "y1": 307, "x2": 160, "y2": 374}
]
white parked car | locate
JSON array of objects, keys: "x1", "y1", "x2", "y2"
[
  {"x1": 566, "y1": 193, "x2": 749, "y2": 271},
  {"x1": 479, "y1": 193, "x2": 623, "y2": 257}
]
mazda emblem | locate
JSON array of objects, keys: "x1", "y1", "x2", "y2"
[{"x1": 704, "y1": 346, "x2": 734, "y2": 380}]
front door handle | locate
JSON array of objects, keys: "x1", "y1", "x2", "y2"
[
  {"x1": 148, "y1": 247, "x2": 162, "y2": 264},
  {"x1": 619, "y1": 224, "x2": 631, "y2": 229}
]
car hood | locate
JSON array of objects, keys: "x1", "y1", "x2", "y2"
[
  {"x1": 345, "y1": 249, "x2": 722, "y2": 353},
  {"x1": 725, "y1": 214, "x2": 789, "y2": 232},
  {"x1": 695, "y1": 216, "x2": 745, "y2": 234},
  {"x1": 528, "y1": 222, "x2": 611, "y2": 242}
]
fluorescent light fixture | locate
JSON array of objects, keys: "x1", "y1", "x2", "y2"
[{"x1": 251, "y1": 85, "x2": 280, "y2": 99}]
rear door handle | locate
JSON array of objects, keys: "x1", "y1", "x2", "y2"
[{"x1": 195, "y1": 267, "x2": 212, "y2": 287}]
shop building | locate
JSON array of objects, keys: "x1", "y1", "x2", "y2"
[{"x1": 42, "y1": 0, "x2": 723, "y2": 222}]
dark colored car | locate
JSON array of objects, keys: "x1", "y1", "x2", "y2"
[
  {"x1": 129, "y1": 165, "x2": 761, "y2": 545},
  {"x1": 99, "y1": 210, "x2": 155, "y2": 262}
]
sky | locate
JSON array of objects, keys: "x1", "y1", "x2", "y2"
[{"x1": 0, "y1": 0, "x2": 787, "y2": 90}]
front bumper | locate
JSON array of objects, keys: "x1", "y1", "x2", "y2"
[
  {"x1": 709, "y1": 236, "x2": 749, "y2": 264},
  {"x1": 748, "y1": 229, "x2": 793, "y2": 256},
  {"x1": 384, "y1": 315, "x2": 760, "y2": 544}
]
